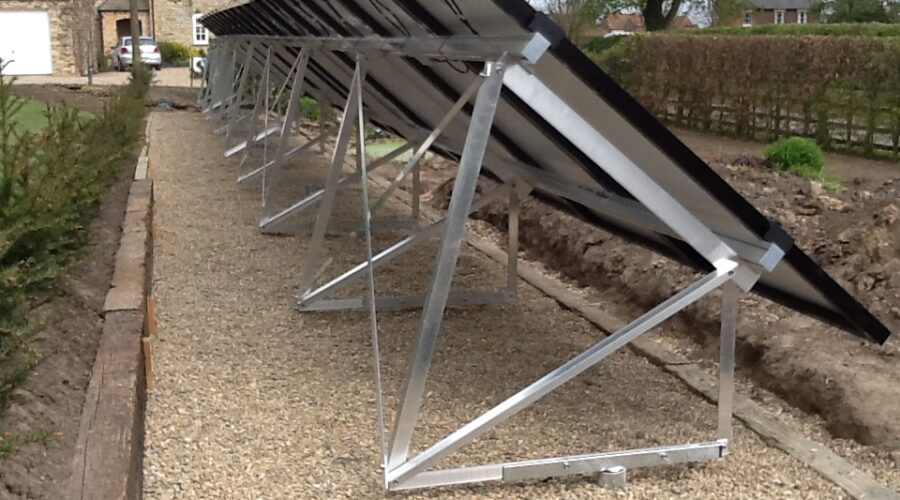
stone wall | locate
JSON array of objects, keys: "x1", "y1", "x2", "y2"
[
  {"x1": 0, "y1": 0, "x2": 93, "y2": 75},
  {"x1": 153, "y1": 0, "x2": 227, "y2": 48}
]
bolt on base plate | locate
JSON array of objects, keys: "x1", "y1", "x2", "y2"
[{"x1": 595, "y1": 466, "x2": 627, "y2": 490}]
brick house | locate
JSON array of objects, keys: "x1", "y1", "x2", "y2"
[
  {"x1": 591, "y1": 12, "x2": 695, "y2": 37},
  {"x1": 99, "y1": 0, "x2": 227, "y2": 61},
  {"x1": 737, "y1": 0, "x2": 817, "y2": 26},
  {"x1": 1, "y1": 0, "x2": 227, "y2": 75}
]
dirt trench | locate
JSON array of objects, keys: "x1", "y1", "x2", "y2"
[{"x1": 429, "y1": 158, "x2": 900, "y2": 451}]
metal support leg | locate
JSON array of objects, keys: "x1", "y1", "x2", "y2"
[
  {"x1": 231, "y1": 48, "x2": 270, "y2": 163},
  {"x1": 262, "y1": 47, "x2": 311, "y2": 210},
  {"x1": 507, "y1": 186, "x2": 520, "y2": 299},
  {"x1": 203, "y1": 44, "x2": 226, "y2": 111},
  {"x1": 228, "y1": 47, "x2": 305, "y2": 160},
  {"x1": 298, "y1": 61, "x2": 366, "y2": 296},
  {"x1": 353, "y1": 61, "x2": 389, "y2": 476},
  {"x1": 387, "y1": 62, "x2": 507, "y2": 470},
  {"x1": 213, "y1": 48, "x2": 242, "y2": 120},
  {"x1": 317, "y1": 97, "x2": 333, "y2": 154},
  {"x1": 208, "y1": 43, "x2": 236, "y2": 117},
  {"x1": 412, "y1": 162, "x2": 421, "y2": 220},
  {"x1": 387, "y1": 262, "x2": 739, "y2": 486},
  {"x1": 717, "y1": 282, "x2": 739, "y2": 446},
  {"x1": 259, "y1": 65, "x2": 272, "y2": 199},
  {"x1": 198, "y1": 43, "x2": 211, "y2": 105},
  {"x1": 216, "y1": 41, "x2": 256, "y2": 137}
]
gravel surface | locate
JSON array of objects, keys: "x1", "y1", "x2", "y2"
[{"x1": 144, "y1": 111, "x2": 851, "y2": 499}]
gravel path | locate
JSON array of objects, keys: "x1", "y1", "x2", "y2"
[{"x1": 144, "y1": 111, "x2": 848, "y2": 499}]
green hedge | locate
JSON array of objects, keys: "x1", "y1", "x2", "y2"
[
  {"x1": 584, "y1": 35, "x2": 628, "y2": 53},
  {"x1": 672, "y1": 23, "x2": 900, "y2": 37},
  {"x1": 0, "y1": 66, "x2": 150, "y2": 457},
  {"x1": 157, "y1": 41, "x2": 204, "y2": 67},
  {"x1": 597, "y1": 34, "x2": 900, "y2": 157}
]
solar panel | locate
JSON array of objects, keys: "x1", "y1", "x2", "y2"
[{"x1": 197, "y1": 1, "x2": 893, "y2": 491}]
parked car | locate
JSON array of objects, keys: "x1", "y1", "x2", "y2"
[
  {"x1": 603, "y1": 30, "x2": 636, "y2": 38},
  {"x1": 113, "y1": 36, "x2": 162, "y2": 71}
]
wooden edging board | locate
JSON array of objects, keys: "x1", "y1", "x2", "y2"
[
  {"x1": 367, "y1": 172, "x2": 899, "y2": 500},
  {"x1": 68, "y1": 120, "x2": 154, "y2": 500}
]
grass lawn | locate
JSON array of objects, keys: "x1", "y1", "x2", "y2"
[
  {"x1": 352, "y1": 139, "x2": 432, "y2": 163},
  {"x1": 10, "y1": 98, "x2": 92, "y2": 135},
  {"x1": 11, "y1": 99, "x2": 52, "y2": 134}
]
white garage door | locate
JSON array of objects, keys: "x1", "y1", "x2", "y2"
[{"x1": 0, "y1": 10, "x2": 53, "y2": 75}]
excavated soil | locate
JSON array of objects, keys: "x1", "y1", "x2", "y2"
[
  {"x1": 11, "y1": 84, "x2": 199, "y2": 114},
  {"x1": 428, "y1": 155, "x2": 900, "y2": 452}
]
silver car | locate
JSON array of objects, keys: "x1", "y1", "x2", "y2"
[{"x1": 113, "y1": 36, "x2": 162, "y2": 71}]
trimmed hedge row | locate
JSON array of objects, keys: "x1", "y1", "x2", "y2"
[
  {"x1": 672, "y1": 23, "x2": 900, "y2": 37},
  {"x1": 597, "y1": 34, "x2": 900, "y2": 157},
  {"x1": 158, "y1": 41, "x2": 206, "y2": 67},
  {"x1": 0, "y1": 66, "x2": 150, "y2": 457}
]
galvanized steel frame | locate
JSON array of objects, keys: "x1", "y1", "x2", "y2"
[{"x1": 202, "y1": 32, "x2": 775, "y2": 492}]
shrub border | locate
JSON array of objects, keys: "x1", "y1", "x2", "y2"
[{"x1": 68, "y1": 116, "x2": 154, "y2": 500}]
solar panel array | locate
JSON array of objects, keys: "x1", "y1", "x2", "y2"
[{"x1": 201, "y1": 0, "x2": 891, "y2": 344}]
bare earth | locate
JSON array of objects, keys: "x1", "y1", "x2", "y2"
[
  {"x1": 142, "y1": 110, "x2": 898, "y2": 499},
  {"x1": 671, "y1": 127, "x2": 900, "y2": 185}
]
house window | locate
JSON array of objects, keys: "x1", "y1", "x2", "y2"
[
  {"x1": 743, "y1": 11, "x2": 753, "y2": 26},
  {"x1": 774, "y1": 10, "x2": 785, "y2": 24},
  {"x1": 192, "y1": 13, "x2": 208, "y2": 45},
  {"x1": 797, "y1": 9, "x2": 808, "y2": 24}
]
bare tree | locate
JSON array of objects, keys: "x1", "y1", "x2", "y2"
[{"x1": 130, "y1": 0, "x2": 143, "y2": 74}]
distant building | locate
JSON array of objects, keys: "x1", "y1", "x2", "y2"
[
  {"x1": 98, "y1": 0, "x2": 153, "y2": 59},
  {"x1": 597, "y1": 13, "x2": 646, "y2": 36},
  {"x1": 592, "y1": 12, "x2": 695, "y2": 38},
  {"x1": 1, "y1": 0, "x2": 233, "y2": 76},
  {"x1": 737, "y1": 0, "x2": 817, "y2": 26}
]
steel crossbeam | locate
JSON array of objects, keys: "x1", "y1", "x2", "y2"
[{"x1": 225, "y1": 34, "x2": 550, "y2": 63}]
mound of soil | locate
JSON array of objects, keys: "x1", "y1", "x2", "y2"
[
  {"x1": 719, "y1": 158, "x2": 900, "y2": 335},
  {"x1": 430, "y1": 158, "x2": 900, "y2": 450},
  {"x1": 0, "y1": 156, "x2": 132, "y2": 499}
]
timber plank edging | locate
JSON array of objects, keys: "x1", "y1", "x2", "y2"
[{"x1": 69, "y1": 138, "x2": 153, "y2": 500}]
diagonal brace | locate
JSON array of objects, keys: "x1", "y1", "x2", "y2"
[{"x1": 260, "y1": 141, "x2": 412, "y2": 229}]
